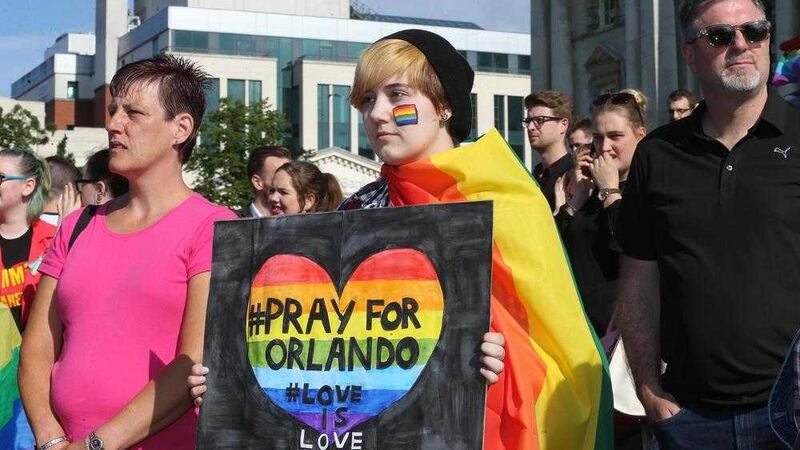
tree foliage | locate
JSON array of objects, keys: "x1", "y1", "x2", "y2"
[
  {"x1": 187, "y1": 98, "x2": 289, "y2": 208},
  {"x1": 0, "y1": 105, "x2": 50, "y2": 149},
  {"x1": 55, "y1": 135, "x2": 76, "y2": 165}
]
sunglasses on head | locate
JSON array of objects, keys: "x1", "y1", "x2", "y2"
[
  {"x1": 687, "y1": 20, "x2": 770, "y2": 47},
  {"x1": 592, "y1": 92, "x2": 645, "y2": 124}
]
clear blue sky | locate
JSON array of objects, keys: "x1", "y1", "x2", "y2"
[{"x1": 0, "y1": 0, "x2": 530, "y2": 97}]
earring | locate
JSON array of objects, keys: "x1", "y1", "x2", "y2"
[
  {"x1": 440, "y1": 112, "x2": 451, "y2": 121},
  {"x1": 95, "y1": 193, "x2": 103, "y2": 205}
]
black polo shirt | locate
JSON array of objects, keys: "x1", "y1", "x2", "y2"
[
  {"x1": 618, "y1": 92, "x2": 800, "y2": 409},
  {"x1": 533, "y1": 153, "x2": 573, "y2": 209}
]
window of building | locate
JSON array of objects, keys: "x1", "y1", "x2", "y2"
[
  {"x1": 227, "y1": 79, "x2": 246, "y2": 104},
  {"x1": 318, "y1": 85, "x2": 330, "y2": 149},
  {"x1": 507, "y1": 96, "x2": 525, "y2": 160},
  {"x1": 173, "y1": 30, "x2": 208, "y2": 52},
  {"x1": 249, "y1": 80, "x2": 262, "y2": 105},
  {"x1": 518, "y1": 55, "x2": 531, "y2": 72},
  {"x1": 494, "y1": 95, "x2": 505, "y2": 133},
  {"x1": 358, "y1": 115, "x2": 374, "y2": 160},
  {"x1": 206, "y1": 78, "x2": 220, "y2": 113},
  {"x1": 478, "y1": 52, "x2": 493, "y2": 70},
  {"x1": 319, "y1": 40, "x2": 334, "y2": 59},
  {"x1": 303, "y1": 39, "x2": 321, "y2": 58},
  {"x1": 332, "y1": 85, "x2": 351, "y2": 149},
  {"x1": 66, "y1": 81, "x2": 78, "y2": 99},
  {"x1": 599, "y1": 0, "x2": 622, "y2": 27},
  {"x1": 467, "y1": 93, "x2": 478, "y2": 142}
]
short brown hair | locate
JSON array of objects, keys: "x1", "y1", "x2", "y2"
[
  {"x1": 110, "y1": 54, "x2": 209, "y2": 164},
  {"x1": 276, "y1": 161, "x2": 343, "y2": 213},
  {"x1": 524, "y1": 90, "x2": 573, "y2": 124},
  {"x1": 668, "y1": 89, "x2": 699, "y2": 107},
  {"x1": 679, "y1": 0, "x2": 767, "y2": 42},
  {"x1": 46, "y1": 155, "x2": 80, "y2": 201},
  {"x1": 569, "y1": 118, "x2": 592, "y2": 136},
  {"x1": 247, "y1": 146, "x2": 292, "y2": 179}
]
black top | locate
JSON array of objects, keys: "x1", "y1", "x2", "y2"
[
  {"x1": 0, "y1": 227, "x2": 33, "y2": 330},
  {"x1": 618, "y1": 92, "x2": 800, "y2": 409},
  {"x1": 555, "y1": 187, "x2": 623, "y2": 335},
  {"x1": 533, "y1": 153, "x2": 574, "y2": 210}
]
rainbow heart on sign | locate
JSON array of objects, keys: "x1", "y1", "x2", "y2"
[{"x1": 246, "y1": 249, "x2": 444, "y2": 434}]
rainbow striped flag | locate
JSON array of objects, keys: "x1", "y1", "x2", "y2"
[
  {"x1": 381, "y1": 128, "x2": 612, "y2": 450},
  {"x1": 392, "y1": 104, "x2": 418, "y2": 126},
  {"x1": 0, "y1": 306, "x2": 36, "y2": 450}
]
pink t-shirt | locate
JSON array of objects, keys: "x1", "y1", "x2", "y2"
[{"x1": 39, "y1": 194, "x2": 236, "y2": 449}]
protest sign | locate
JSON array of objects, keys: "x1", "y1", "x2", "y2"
[{"x1": 198, "y1": 202, "x2": 492, "y2": 450}]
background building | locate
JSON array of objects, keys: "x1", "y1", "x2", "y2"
[
  {"x1": 11, "y1": 0, "x2": 537, "y2": 177},
  {"x1": 531, "y1": 0, "x2": 800, "y2": 127}
]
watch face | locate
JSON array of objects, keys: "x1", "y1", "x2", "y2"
[{"x1": 89, "y1": 437, "x2": 103, "y2": 450}]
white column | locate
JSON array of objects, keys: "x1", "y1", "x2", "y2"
[
  {"x1": 549, "y1": 0, "x2": 573, "y2": 97},
  {"x1": 657, "y1": 0, "x2": 679, "y2": 127},
  {"x1": 624, "y1": 0, "x2": 641, "y2": 89},
  {"x1": 94, "y1": 0, "x2": 128, "y2": 91},
  {"x1": 530, "y1": 0, "x2": 550, "y2": 90},
  {"x1": 638, "y1": 0, "x2": 659, "y2": 129}
]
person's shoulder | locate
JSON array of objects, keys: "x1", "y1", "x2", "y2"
[{"x1": 184, "y1": 193, "x2": 238, "y2": 220}]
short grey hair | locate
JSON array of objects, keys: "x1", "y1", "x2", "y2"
[{"x1": 679, "y1": 0, "x2": 767, "y2": 42}]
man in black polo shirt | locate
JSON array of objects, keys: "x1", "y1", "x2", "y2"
[
  {"x1": 525, "y1": 90, "x2": 574, "y2": 210},
  {"x1": 616, "y1": 0, "x2": 797, "y2": 448}
]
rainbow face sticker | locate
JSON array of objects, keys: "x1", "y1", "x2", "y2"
[
  {"x1": 393, "y1": 104, "x2": 418, "y2": 126},
  {"x1": 246, "y1": 249, "x2": 444, "y2": 434}
]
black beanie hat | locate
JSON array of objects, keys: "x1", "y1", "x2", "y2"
[{"x1": 380, "y1": 29, "x2": 475, "y2": 142}]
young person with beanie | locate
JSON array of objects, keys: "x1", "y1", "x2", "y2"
[{"x1": 189, "y1": 29, "x2": 610, "y2": 449}]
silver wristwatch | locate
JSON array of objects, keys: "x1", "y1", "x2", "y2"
[
  {"x1": 85, "y1": 432, "x2": 104, "y2": 450},
  {"x1": 597, "y1": 188, "x2": 621, "y2": 202}
]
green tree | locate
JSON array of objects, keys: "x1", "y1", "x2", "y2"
[
  {"x1": 55, "y1": 135, "x2": 76, "y2": 165},
  {"x1": 0, "y1": 104, "x2": 50, "y2": 149},
  {"x1": 187, "y1": 98, "x2": 289, "y2": 208}
]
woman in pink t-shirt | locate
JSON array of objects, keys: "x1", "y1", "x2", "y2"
[{"x1": 19, "y1": 55, "x2": 235, "y2": 450}]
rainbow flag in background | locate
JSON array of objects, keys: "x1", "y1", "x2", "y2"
[
  {"x1": 0, "y1": 306, "x2": 36, "y2": 450},
  {"x1": 381, "y1": 128, "x2": 613, "y2": 450}
]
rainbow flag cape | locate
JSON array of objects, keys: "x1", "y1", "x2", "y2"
[
  {"x1": 381, "y1": 128, "x2": 612, "y2": 450},
  {"x1": 0, "y1": 306, "x2": 35, "y2": 450}
]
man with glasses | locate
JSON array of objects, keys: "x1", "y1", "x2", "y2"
[
  {"x1": 616, "y1": 0, "x2": 799, "y2": 448},
  {"x1": 666, "y1": 89, "x2": 699, "y2": 123},
  {"x1": 524, "y1": 90, "x2": 573, "y2": 209}
]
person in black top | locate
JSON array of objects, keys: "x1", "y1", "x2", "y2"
[
  {"x1": 616, "y1": 1, "x2": 791, "y2": 448},
  {"x1": 554, "y1": 89, "x2": 648, "y2": 337},
  {"x1": 524, "y1": 90, "x2": 574, "y2": 210}
]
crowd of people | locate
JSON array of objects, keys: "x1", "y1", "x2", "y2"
[{"x1": 2, "y1": 0, "x2": 800, "y2": 449}]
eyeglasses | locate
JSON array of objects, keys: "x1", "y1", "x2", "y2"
[
  {"x1": 0, "y1": 174, "x2": 28, "y2": 184},
  {"x1": 522, "y1": 116, "x2": 562, "y2": 128},
  {"x1": 687, "y1": 20, "x2": 771, "y2": 47},
  {"x1": 592, "y1": 92, "x2": 645, "y2": 124}
]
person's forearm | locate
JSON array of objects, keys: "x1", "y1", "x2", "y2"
[
  {"x1": 19, "y1": 276, "x2": 66, "y2": 445},
  {"x1": 616, "y1": 257, "x2": 662, "y2": 393},
  {"x1": 19, "y1": 354, "x2": 65, "y2": 444},
  {"x1": 91, "y1": 355, "x2": 195, "y2": 450}
]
